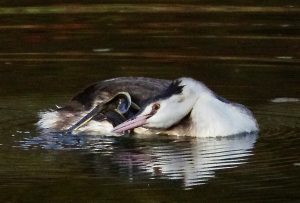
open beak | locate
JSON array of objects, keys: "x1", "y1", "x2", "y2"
[{"x1": 112, "y1": 114, "x2": 151, "y2": 133}]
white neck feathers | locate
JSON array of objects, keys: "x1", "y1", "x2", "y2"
[{"x1": 179, "y1": 78, "x2": 258, "y2": 137}]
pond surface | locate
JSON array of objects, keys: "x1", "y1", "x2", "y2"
[{"x1": 0, "y1": 1, "x2": 299, "y2": 202}]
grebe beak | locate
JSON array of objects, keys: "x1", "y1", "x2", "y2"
[
  {"x1": 113, "y1": 102, "x2": 160, "y2": 133},
  {"x1": 65, "y1": 92, "x2": 137, "y2": 134},
  {"x1": 112, "y1": 114, "x2": 151, "y2": 133}
]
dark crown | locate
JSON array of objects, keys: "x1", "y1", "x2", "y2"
[{"x1": 159, "y1": 79, "x2": 184, "y2": 100}]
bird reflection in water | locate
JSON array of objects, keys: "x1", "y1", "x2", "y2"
[
  {"x1": 112, "y1": 133, "x2": 258, "y2": 189},
  {"x1": 20, "y1": 132, "x2": 258, "y2": 189}
]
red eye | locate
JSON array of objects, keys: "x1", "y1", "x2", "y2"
[{"x1": 152, "y1": 103, "x2": 160, "y2": 111}]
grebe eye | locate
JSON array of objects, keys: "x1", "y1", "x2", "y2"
[{"x1": 152, "y1": 103, "x2": 160, "y2": 111}]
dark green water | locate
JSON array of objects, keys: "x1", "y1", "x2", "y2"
[{"x1": 0, "y1": 1, "x2": 299, "y2": 202}]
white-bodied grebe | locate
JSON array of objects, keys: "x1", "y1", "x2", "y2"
[{"x1": 38, "y1": 77, "x2": 259, "y2": 137}]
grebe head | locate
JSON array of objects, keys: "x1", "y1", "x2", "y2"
[{"x1": 113, "y1": 78, "x2": 202, "y2": 132}]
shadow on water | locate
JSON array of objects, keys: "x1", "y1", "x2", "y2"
[{"x1": 19, "y1": 132, "x2": 258, "y2": 189}]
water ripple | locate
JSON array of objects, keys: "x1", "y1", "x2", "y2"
[{"x1": 18, "y1": 132, "x2": 258, "y2": 189}]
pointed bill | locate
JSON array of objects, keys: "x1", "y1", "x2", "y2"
[
  {"x1": 65, "y1": 92, "x2": 134, "y2": 134},
  {"x1": 112, "y1": 115, "x2": 150, "y2": 133}
]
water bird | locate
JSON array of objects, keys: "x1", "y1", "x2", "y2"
[
  {"x1": 37, "y1": 77, "x2": 171, "y2": 135},
  {"x1": 37, "y1": 77, "x2": 258, "y2": 137}
]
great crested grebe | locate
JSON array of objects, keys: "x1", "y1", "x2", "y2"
[{"x1": 37, "y1": 77, "x2": 258, "y2": 137}]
